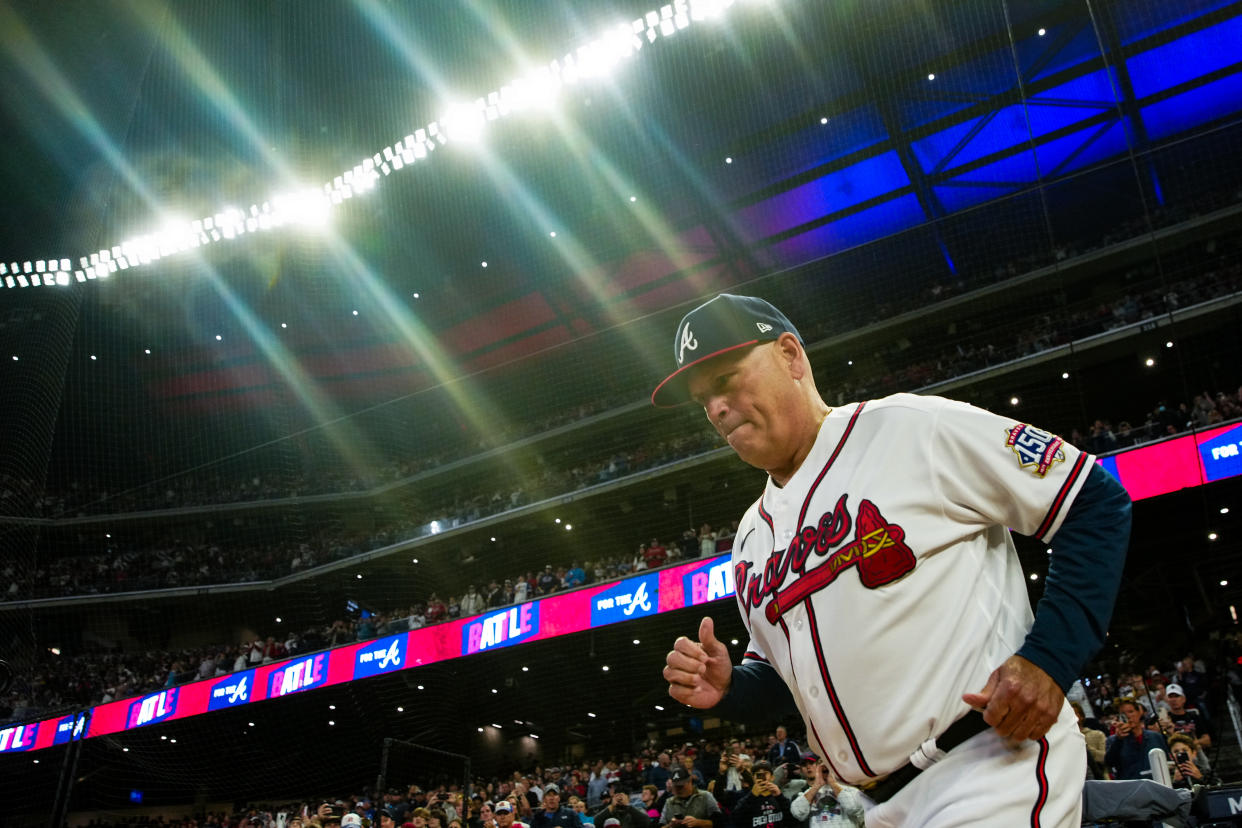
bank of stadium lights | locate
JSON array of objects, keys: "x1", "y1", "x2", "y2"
[
  {"x1": 1038, "y1": 27, "x2": 1047, "y2": 36},
  {"x1": 1145, "y1": 357, "x2": 1155, "y2": 367},
  {"x1": 1010, "y1": 396, "x2": 1019, "y2": 406},
  {"x1": 1222, "y1": 580, "x2": 1229, "y2": 587},
  {"x1": 1209, "y1": 532, "x2": 1219, "y2": 540},
  {"x1": 927, "y1": 73, "x2": 936, "y2": 81},
  {"x1": 1029, "y1": 573, "x2": 1039, "y2": 581},
  {"x1": 3, "y1": 0, "x2": 740, "y2": 290},
  {"x1": 1223, "y1": 508, "x2": 1231, "y2": 515}
]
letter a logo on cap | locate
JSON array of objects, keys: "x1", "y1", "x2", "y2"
[{"x1": 678, "y1": 324, "x2": 698, "y2": 364}]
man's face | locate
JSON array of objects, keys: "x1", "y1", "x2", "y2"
[
  {"x1": 612, "y1": 792, "x2": 628, "y2": 808},
  {"x1": 1121, "y1": 703, "x2": 1143, "y2": 726},
  {"x1": 775, "y1": 727, "x2": 786, "y2": 742},
  {"x1": 495, "y1": 812, "x2": 513, "y2": 828},
  {"x1": 1168, "y1": 692, "x2": 1186, "y2": 712},
  {"x1": 687, "y1": 340, "x2": 804, "y2": 473},
  {"x1": 543, "y1": 792, "x2": 559, "y2": 811}
]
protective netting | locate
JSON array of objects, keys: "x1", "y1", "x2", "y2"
[{"x1": 2, "y1": 0, "x2": 1242, "y2": 819}]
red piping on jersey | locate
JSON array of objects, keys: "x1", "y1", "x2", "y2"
[
  {"x1": 742, "y1": 651, "x2": 768, "y2": 663},
  {"x1": 1030, "y1": 736, "x2": 1050, "y2": 827},
  {"x1": 1034, "y1": 452, "x2": 1089, "y2": 540},
  {"x1": 775, "y1": 614, "x2": 845, "y2": 782},
  {"x1": 804, "y1": 601, "x2": 876, "y2": 777},
  {"x1": 794, "y1": 401, "x2": 867, "y2": 528}
]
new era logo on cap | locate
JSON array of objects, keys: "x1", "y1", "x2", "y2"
[{"x1": 652, "y1": 294, "x2": 803, "y2": 407}]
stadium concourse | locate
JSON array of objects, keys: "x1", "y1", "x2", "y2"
[{"x1": 2, "y1": 0, "x2": 1242, "y2": 823}]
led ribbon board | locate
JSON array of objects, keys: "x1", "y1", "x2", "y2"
[{"x1": 7, "y1": 424, "x2": 1241, "y2": 754}]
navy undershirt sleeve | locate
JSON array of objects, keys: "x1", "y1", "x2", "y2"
[
  {"x1": 1016, "y1": 463, "x2": 1132, "y2": 691},
  {"x1": 709, "y1": 659, "x2": 800, "y2": 723}
]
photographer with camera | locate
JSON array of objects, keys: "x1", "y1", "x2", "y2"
[
  {"x1": 593, "y1": 786, "x2": 651, "y2": 828},
  {"x1": 788, "y1": 762, "x2": 864, "y2": 828},
  {"x1": 708, "y1": 742, "x2": 751, "y2": 813},
  {"x1": 1168, "y1": 733, "x2": 1218, "y2": 790},
  {"x1": 1105, "y1": 699, "x2": 1169, "y2": 780},
  {"x1": 730, "y1": 761, "x2": 792, "y2": 828}
]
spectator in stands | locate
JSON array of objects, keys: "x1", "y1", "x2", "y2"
[
  {"x1": 788, "y1": 761, "x2": 864, "y2": 828},
  {"x1": 1168, "y1": 733, "x2": 1215, "y2": 789},
  {"x1": 697, "y1": 526, "x2": 715, "y2": 558},
  {"x1": 1075, "y1": 706, "x2": 1107, "y2": 780},
  {"x1": 729, "y1": 761, "x2": 792, "y2": 828},
  {"x1": 495, "y1": 801, "x2": 528, "y2": 828},
  {"x1": 648, "y1": 753, "x2": 673, "y2": 792},
  {"x1": 531, "y1": 785, "x2": 581, "y2": 828},
  {"x1": 565, "y1": 562, "x2": 586, "y2": 588},
  {"x1": 1163, "y1": 682, "x2": 1212, "y2": 750},
  {"x1": 537, "y1": 566, "x2": 560, "y2": 596},
  {"x1": 594, "y1": 787, "x2": 650, "y2": 828},
  {"x1": 766, "y1": 727, "x2": 800, "y2": 768},
  {"x1": 708, "y1": 743, "x2": 751, "y2": 813},
  {"x1": 461, "y1": 585, "x2": 484, "y2": 617},
  {"x1": 659, "y1": 768, "x2": 721, "y2": 828},
  {"x1": 1105, "y1": 699, "x2": 1169, "y2": 779},
  {"x1": 639, "y1": 785, "x2": 662, "y2": 821},
  {"x1": 644, "y1": 539, "x2": 667, "y2": 570},
  {"x1": 1174, "y1": 656, "x2": 1209, "y2": 712}
]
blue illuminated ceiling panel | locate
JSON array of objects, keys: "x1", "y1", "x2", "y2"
[
  {"x1": 729, "y1": 0, "x2": 1239, "y2": 277},
  {"x1": 1127, "y1": 14, "x2": 1242, "y2": 98},
  {"x1": 768, "y1": 193, "x2": 925, "y2": 268},
  {"x1": 735, "y1": 150, "x2": 909, "y2": 240},
  {"x1": 1116, "y1": 0, "x2": 1239, "y2": 45},
  {"x1": 1141, "y1": 71, "x2": 1242, "y2": 140}
]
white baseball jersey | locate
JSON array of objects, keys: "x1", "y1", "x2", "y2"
[{"x1": 731, "y1": 393, "x2": 1092, "y2": 785}]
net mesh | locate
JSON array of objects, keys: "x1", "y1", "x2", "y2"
[{"x1": 1, "y1": 0, "x2": 1242, "y2": 818}]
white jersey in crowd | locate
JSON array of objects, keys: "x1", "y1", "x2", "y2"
[{"x1": 731, "y1": 393, "x2": 1093, "y2": 785}]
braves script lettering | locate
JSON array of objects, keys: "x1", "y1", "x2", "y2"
[{"x1": 733, "y1": 496, "x2": 915, "y2": 624}]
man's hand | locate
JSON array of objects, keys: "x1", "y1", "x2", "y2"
[
  {"x1": 664, "y1": 617, "x2": 733, "y2": 709},
  {"x1": 962, "y1": 654, "x2": 1064, "y2": 742}
]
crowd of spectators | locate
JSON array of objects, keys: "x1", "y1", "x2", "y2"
[
  {"x1": 3, "y1": 182, "x2": 1239, "y2": 523},
  {"x1": 63, "y1": 724, "x2": 871, "y2": 828},
  {"x1": 48, "y1": 642, "x2": 1242, "y2": 828},
  {"x1": 4, "y1": 365, "x2": 1240, "y2": 605},
  {"x1": 0, "y1": 522, "x2": 738, "y2": 725}
]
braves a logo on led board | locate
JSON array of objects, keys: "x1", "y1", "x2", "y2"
[
  {"x1": 268, "y1": 654, "x2": 329, "y2": 698},
  {"x1": 208, "y1": 669, "x2": 255, "y2": 711},
  {"x1": 463, "y1": 603, "x2": 539, "y2": 655},
  {"x1": 591, "y1": 573, "x2": 659, "y2": 627},
  {"x1": 355, "y1": 634, "x2": 406, "y2": 678},
  {"x1": 682, "y1": 557, "x2": 735, "y2": 608},
  {"x1": 126, "y1": 688, "x2": 179, "y2": 729},
  {"x1": 53, "y1": 713, "x2": 88, "y2": 745},
  {"x1": 0, "y1": 722, "x2": 38, "y2": 752}
]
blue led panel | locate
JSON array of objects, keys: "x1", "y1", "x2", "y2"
[
  {"x1": 769, "y1": 193, "x2": 925, "y2": 267},
  {"x1": 1116, "y1": 0, "x2": 1239, "y2": 46},
  {"x1": 1140, "y1": 71, "x2": 1242, "y2": 140},
  {"x1": 1127, "y1": 14, "x2": 1242, "y2": 98},
  {"x1": 736, "y1": 151, "x2": 909, "y2": 240},
  {"x1": 934, "y1": 181, "x2": 1021, "y2": 214}
]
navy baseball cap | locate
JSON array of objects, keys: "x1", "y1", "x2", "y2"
[{"x1": 651, "y1": 294, "x2": 803, "y2": 408}]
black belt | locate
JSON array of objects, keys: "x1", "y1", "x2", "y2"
[{"x1": 862, "y1": 710, "x2": 990, "y2": 804}]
